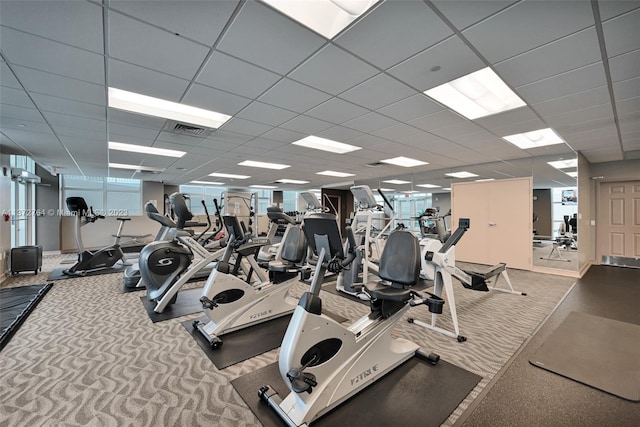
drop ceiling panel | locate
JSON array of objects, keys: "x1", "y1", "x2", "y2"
[
  {"x1": 488, "y1": 118, "x2": 551, "y2": 138},
  {"x1": 388, "y1": 35, "x2": 485, "y2": 92},
  {"x1": 432, "y1": 0, "x2": 518, "y2": 30},
  {"x1": 373, "y1": 123, "x2": 423, "y2": 141},
  {"x1": 0, "y1": 104, "x2": 46, "y2": 123},
  {"x1": 12, "y1": 65, "x2": 104, "y2": 105},
  {"x1": 306, "y1": 98, "x2": 368, "y2": 124},
  {"x1": 108, "y1": 0, "x2": 238, "y2": 46},
  {"x1": 515, "y1": 62, "x2": 607, "y2": 104},
  {"x1": 474, "y1": 107, "x2": 540, "y2": 130},
  {"x1": 30, "y1": 93, "x2": 105, "y2": 121},
  {"x1": 614, "y1": 76, "x2": 640, "y2": 100},
  {"x1": 108, "y1": 110, "x2": 166, "y2": 130},
  {"x1": 340, "y1": 74, "x2": 416, "y2": 110},
  {"x1": 235, "y1": 101, "x2": 297, "y2": 127},
  {"x1": 197, "y1": 51, "x2": 281, "y2": 99},
  {"x1": 260, "y1": 127, "x2": 306, "y2": 143},
  {"x1": 0, "y1": 117, "x2": 50, "y2": 134},
  {"x1": 182, "y1": 83, "x2": 251, "y2": 116},
  {"x1": 108, "y1": 12, "x2": 209, "y2": 79},
  {"x1": 581, "y1": 148, "x2": 624, "y2": 163},
  {"x1": 392, "y1": 131, "x2": 449, "y2": 148},
  {"x1": 280, "y1": 115, "x2": 333, "y2": 134},
  {"x1": 219, "y1": 117, "x2": 272, "y2": 137},
  {"x1": 431, "y1": 121, "x2": 489, "y2": 140},
  {"x1": 608, "y1": 49, "x2": 640, "y2": 82},
  {"x1": 0, "y1": 27, "x2": 104, "y2": 84},
  {"x1": 108, "y1": 150, "x2": 146, "y2": 165},
  {"x1": 109, "y1": 123, "x2": 160, "y2": 140},
  {"x1": 289, "y1": 44, "x2": 378, "y2": 95},
  {"x1": 602, "y1": 8, "x2": 640, "y2": 57},
  {"x1": 377, "y1": 94, "x2": 443, "y2": 122},
  {"x1": 616, "y1": 96, "x2": 640, "y2": 115},
  {"x1": 532, "y1": 86, "x2": 611, "y2": 117},
  {"x1": 462, "y1": 0, "x2": 594, "y2": 63},
  {"x1": 0, "y1": 0, "x2": 103, "y2": 53},
  {"x1": 598, "y1": 1, "x2": 640, "y2": 21},
  {"x1": 315, "y1": 126, "x2": 366, "y2": 143},
  {"x1": 156, "y1": 131, "x2": 207, "y2": 147},
  {"x1": 0, "y1": 86, "x2": 35, "y2": 109},
  {"x1": 52, "y1": 125, "x2": 106, "y2": 141},
  {"x1": 342, "y1": 112, "x2": 399, "y2": 133},
  {"x1": 243, "y1": 138, "x2": 289, "y2": 150},
  {"x1": 108, "y1": 59, "x2": 190, "y2": 102},
  {"x1": 216, "y1": 0, "x2": 325, "y2": 75},
  {"x1": 335, "y1": 0, "x2": 452, "y2": 69},
  {"x1": 495, "y1": 28, "x2": 601, "y2": 88},
  {"x1": 0, "y1": 62, "x2": 22, "y2": 88},
  {"x1": 258, "y1": 79, "x2": 332, "y2": 112},
  {"x1": 151, "y1": 140, "x2": 198, "y2": 154},
  {"x1": 544, "y1": 105, "x2": 615, "y2": 130},
  {"x1": 408, "y1": 110, "x2": 466, "y2": 132}
]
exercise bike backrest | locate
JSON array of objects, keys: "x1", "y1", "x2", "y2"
[
  {"x1": 377, "y1": 230, "x2": 420, "y2": 288},
  {"x1": 169, "y1": 192, "x2": 194, "y2": 229},
  {"x1": 145, "y1": 201, "x2": 176, "y2": 229},
  {"x1": 222, "y1": 214, "x2": 248, "y2": 248},
  {"x1": 66, "y1": 196, "x2": 104, "y2": 222},
  {"x1": 302, "y1": 213, "x2": 357, "y2": 270},
  {"x1": 266, "y1": 206, "x2": 298, "y2": 225}
]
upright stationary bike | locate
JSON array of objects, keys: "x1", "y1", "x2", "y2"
[
  {"x1": 64, "y1": 197, "x2": 129, "y2": 277},
  {"x1": 260, "y1": 215, "x2": 443, "y2": 427}
]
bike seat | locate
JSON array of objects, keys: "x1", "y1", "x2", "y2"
[
  {"x1": 236, "y1": 242, "x2": 263, "y2": 257},
  {"x1": 365, "y1": 282, "x2": 411, "y2": 302}
]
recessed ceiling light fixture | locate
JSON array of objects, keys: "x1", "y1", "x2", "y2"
[
  {"x1": 380, "y1": 156, "x2": 428, "y2": 167},
  {"x1": 316, "y1": 170, "x2": 355, "y2": 177},
  {"x1": 292, "y1": 135, "x2": 361, "y2": 154},
  {"x1": 261, "y1": 0, "x2": 380, "y2": 39},
  {"x1": 276, "y1": 179, "x2": 310, "y2": 184},
  {"x1": 416, "y1": 183, "x2": 441, "y2": 188},
  {"x1": 382, "y1": 179, "x2": 411, "y2": 185},
  {"x1": 108, "y1": 141, "x2": 185, "y2": 158},
  {"x1": 238, "y1": 160, "x2": 290, "y2": 170},
  {"x1": 190, "y1": 180, "x2": 224, "y2": 185},
  {"x1": 565, "y1": 171, "x2": 578, "y2": 178},
  {"x1": 250, "y1": 185, "x2": 278, "y2": 189},
  {"x1": 424, "y1": 67, "x2": 526, "y2": 119},
  {"x1": 547, "y1": 158, "x2": 578, "y2": 169},
  {"x1": 475, "y1": 178, "x2": 495, "y2": 182},
  {"x1": 442, "y1": 187, "x2": 452, "y2": 191},
  {"x1": 503, "y1": 128, "x2": 564, "y2": 149},
  {"x1": 108, "y1": 87, "x2": 231, "y2": 129},
  {"x1": 209, "y1": 172, "x2": 251, "y2": 179},
  {"x1": 109, "y1": 163, "x2": 165, "y2": 172},
  {"x1": 445, "y1": 171, "x2": 478, "y2": 178}
]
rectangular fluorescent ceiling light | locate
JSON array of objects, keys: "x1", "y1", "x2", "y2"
[
  {"x1": 250, "y1": 185, "x2": 278, "y2": 189},
  {"x1": 261, "y1": 0, "x2": 380, "y2": 39},
  {"x1": 565, "y1": 171, "x2": 578, "y2": 178},
  {"x1": 442, "y1": 187, "x2": 451, "y2": 191},
  {"x1": 547, "y1": 158, "x2": 578, "y2": 169},
  {"x1": 316, "y1": 170, "x2": 355, "y2": 177},
  {"x1": 416, "y1": 184, "x2": 440, "y2": 188},
  {"x1": 108, "y1": 87, "x2": 231, "y2": 129},
  {"x1": 276, "y1": 179, "x2": 309, "y2": 184},
  {"x1": 379, "y1": 188, "x2": 395, "y2": 192},
  {"x1": 191, "y1": 181, "x2": 224, "y2": 185},
  {"x1": 445, "y1": 171, "x2": 478, "y2": 178},
  {"x1": 108, "y1": 141, "x2": 185, "y2": 158},
  {"x1": 381, "y1": 156, "x2": 428, "y2": 167},
  {"x1": 503, "y1": 128, "x2": 564, "y2": 149},
  {"x1": 425, "y1": 67, "x2": 526, "y2": 120},
  {"x1": 238, "y1": 160, "x2": 290, "y2": 170},
  {"x1": 292, "y1": 136, "x2": 361, "y2": 154},
  {"x1": 475, "y1": 178, "x2": 495, "y2": 182},
  {"x1": 404, "y1": 190, "x2": 419, "y2": 194},
  {"x1": 209, "y1": 172, "x2": 250, "y2": 179},
  {"x1": 383, "y1": 179, "x2": 411, "y2": 185},
  {"x1": 109, "y1": 163, "x2": 165, "y2": 172}
]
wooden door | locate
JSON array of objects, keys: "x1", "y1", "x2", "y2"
[{"x1": 597, "y1": 181, "x2": 640, "y2": 260}]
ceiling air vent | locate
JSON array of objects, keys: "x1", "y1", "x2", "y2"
[
  {"x1": 163, "y1": 120, "x2": 213, "y2": 138},
  {"x1": 365, "y1": 162, "x2": 384, "y2": 168}
]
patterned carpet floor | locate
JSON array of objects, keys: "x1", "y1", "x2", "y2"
[{"x1": 0, "y1": 255, "x2": 576, "y2": 426}]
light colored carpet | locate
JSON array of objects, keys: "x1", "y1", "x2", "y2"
[{"x1": 0, "y1": 255, "x2": 575, "y2": 426}]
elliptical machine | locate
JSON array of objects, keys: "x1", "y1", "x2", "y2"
[
  {"x1": 139, "y1": 193, "x2": 226, "y2": 313},
  {"x1": 64, "y1": 197, "x2": 129, "y2": 277},
  {"x1": 259, "y1": 215, "x2": 443, "y2": 427}
]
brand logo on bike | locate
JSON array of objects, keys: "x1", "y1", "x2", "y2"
[
  {"x1": 249, "y1": 309, "x2": 272, "y2": 320},
  {"x1": 156, "y1": 257, "x2": 174, "y2": 267},
  {"x1": 350, "y1": 364, "x2": 378, "y2": 386}
]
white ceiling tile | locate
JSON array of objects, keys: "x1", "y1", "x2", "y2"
[
  {"x1": 335, "y1": 0, "x2": 453, "y2": 69},
  {"x1": 533, "y1": 86, "x2": 611, "y2": 117},
  {"x1": 495, "y1": 28, "x2": 602, "y2": 87},
  {"x1": 598, "y1": 1, "x2": 640, "y2": 21},
  {"x1": 0, "y1": 27, "x2": 104, "y2": 84},
  {"x1": 616, "y1": 96, "x2": 640, "y2": 115},
  {"x1": 545, "y1": 104, "x2": 614, "y2": 128},
  {"x1": 108, "y1": 110, "x2": 166, "y2": 130},
  {"x1": 619, "y1": 112, "x2": 640, "y2": 135},
  {"x1": 613, "y1": 76, "x2": 640, "y2": 101},
  {"x1": 243, "y1": 138, "x2": 289, "y2": 150},
  {"x1": 431, "y1": 122, "x2": 487, "y2": 140},
  {"x1": 602, "y1": 8, "x2": 640, "y2": 57},
  {"x1": 109, "y1": 123, "x2": 159, "y2": 140},
  {"x1": 0, "y1": 0, "x2": 103, "y2": 53},
  {"x1": 373, "y1": 123, "x2": 423, "y2": 140},
  {"x1": 462, "y1": 0, "x2": 594, "y2": 63},
  {"x1": 258, "y1": 79, "x2": 332, "y2": 112},
  {"x1": 31, "y1": 93, "x2": 105, "y2": 121},
  {"x1": 581, "y1": 148, "x2": 624, "y2": 163},
  {"x1": 255, "y1": 127, "x2": 305, "y2": 143},
  {"x1": 43, "y1": 112, "x2": 105, "y2": 132},
  {"x1": 13, "y1": 65, "x2": 104, "y2": 105},
  {"x1": 474, "y1": 107, "x2": 540, "y2": 129},
  {"x1": 197, "y1": 51, "x2": 281, "y2": 99},
  {"x1": 432, "y1": 0, "x2": 518, "y2": 30},
  {"x1": 0, "y1": 62, "x2": 22, "y2": 89},
  {"x1": 108, "y1": 12, "x2": 209, "y2": 79},
  {"x1": 51, "y1": 125, "x2": 106, "y2": 141},
  {"x1": 388, "y1": 36, "x2": 485, "y2": 91},
  {"x1": 219, "y1": 117, "x2": 272, "y2": 137},
  {"x1": 235, "y1": 101, "x2": 297, "y2": 126},
  {"x1": 392, "y1": 131, "x2": 447, "y2": 148},
  {"x1": 340, "y1": 74, "x2": 416, "y2": 110},
  {"x1": 0, "y1": 104, "x2": 45, "y2": 123},
  {"x1": 280, "y1": 115, "x2": 333, "y2": 134},
  {"x1": 109, "y1": 0, "x2": 238, "y2": 46},
  {"x1": 408, "y1": 110, "x2": 466, "y2": 132},
  {"x1": 0, "y1": 86, "x2": 34, "y2": 109},
  {"x1": 289, "y1": 45, "x2": 378, "y2": 95},
  {"x1": 217, "y1": 0, "x2": 325, "y2": 74},
  {"x1": 182, "y1": 83, "x2": 251, "y2": 116},
  {"x1": 377, "y1": 94, "x2": 443, "y2": 122},
  {"x1": 608, "y1": 49, "x2": 640, "y2": 82},
  {"x1": 0, "y1": 117, "x2": 50, "y2": 134},
  {"x1": 342, "y1": 112, "x2": 399, "y2": 133},
  {"x1": 315, "y1": 126, "x2": 366, "y2": 142},
  {"x1": 305, "y1": 98, "x2": 368, "y2": 124},
  {"x1": 156, "y1": 131, "x2": 205, "y2": 147},
  {"x1": 486, "y1": 118, "x2": 548, "y2": 137},
  {"x1": 516, "y1": 62, "x2": 607, "y2": 104},
  {"x1": 108, "y1": 59, "x2": 190, "y2": 102}
]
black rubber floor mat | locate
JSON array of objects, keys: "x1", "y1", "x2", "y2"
[
  {"x1": 232, "y1": 353, "x2": 481, "y2": 427},
  {"x1": 0, "y1": 283, "x2": 53, "y2": 351},
  {"x1": 47, "y1": 264, "x2": 129, "y2": 281},
  {"x1": 530, "y1": 311, "x2": 640, "y2": 401}
]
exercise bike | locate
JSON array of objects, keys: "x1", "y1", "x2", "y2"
[
  {"x1": 64, "y1": 196, "x2": 129, "y2": 277},
  {"x1": 139, "y1": 193, "x2": 226, "y2": 313},
  {"x1": 259, "y1": 214, "x2": 442, "y2": 427},
  {"x1": 193, "y1": 212, "x2": 308, "y2": 349}
]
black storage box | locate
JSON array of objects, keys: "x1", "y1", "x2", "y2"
[{"x1": 10, "y1": 245, "x2": 43, "y2": 275}]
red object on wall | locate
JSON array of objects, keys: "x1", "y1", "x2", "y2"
[{"x1": 3, "y1": 213, "x2": 10, "y2": 222}]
